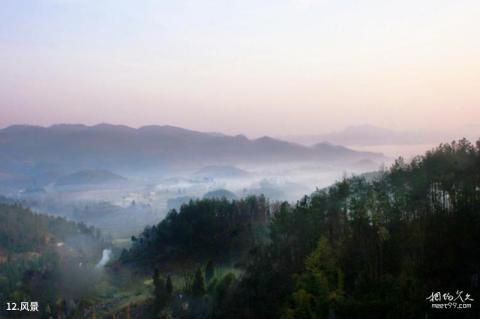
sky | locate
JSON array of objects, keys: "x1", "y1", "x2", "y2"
[{"x1": 0, "y1": 0, "x2": 479, "y2": 136}]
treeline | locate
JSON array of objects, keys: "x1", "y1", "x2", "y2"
[
  {"x1": 121, "y1": 195, "x2": 270, "y2": 267},
  {"x1": 0, "y1": 203, "x2": 100, "y2": 253},
  {"x1": 132, "y1": 139, "x2": 480, "y2": 319},
  {"x1": 0, "y1": 203, "x2": 106, "y2": 318},
  {"x1": 218, "y1": 139, "x2": 480, "y2": 319},
  {"x1": 148, "y1": 260, "x2": 242, "y2": 319}
]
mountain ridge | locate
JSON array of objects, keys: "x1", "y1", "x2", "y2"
[
  {"x1": 0, "y1": 124, "x2": 385, "y2": 179},
  {"x1": 280, "y1": 124, "x2": 476, "y2": 146}
]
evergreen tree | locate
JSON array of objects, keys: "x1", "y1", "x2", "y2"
[
  {"x1": 192, "y1": 267, "x2": 206, "y2": 297},
  {"x1": 166, "y1": 275, "x2": 173, "y2": 295}
]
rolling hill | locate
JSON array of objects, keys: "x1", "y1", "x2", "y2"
[
  {"x1": 55, "y1": 169, "x2": 126, "y2": 186},
  {"x1": 0, "y1": 124, "x2": 385, "y2": 179}
]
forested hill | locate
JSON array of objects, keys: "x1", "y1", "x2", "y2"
[
  {"x1": 0, "y1": 204, "x2": 106, "y2": 317},
  {"x1": 0, "y1": 203, "x2": 102, "y2": 254},
  {"x1": 122, "y1": 138, "x2": 480, "y2": 319},
  {"x1": 120, "y1": 195, "x2": 270, "y2": 269},
  {"x1": 222, "y1": 138, "x2": 480, "y2": 319}
]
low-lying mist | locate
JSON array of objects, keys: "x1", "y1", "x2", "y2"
[{"x1": 4, "y1": 160, "x2": 387, "y2": 240}]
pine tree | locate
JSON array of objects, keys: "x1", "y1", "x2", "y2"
[
  {"x1": 192, "y1": 267, "x2": 206, "y2": 296},
  {"x1": 166, "y1": 275, "x2": 173, "y2": 295}
]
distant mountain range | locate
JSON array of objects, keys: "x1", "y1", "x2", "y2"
[
  {"x1": 281, "y1": 124, "x2": 478, "y2": 146},
  {"x1": 0, "y1": 124, "x2": 385, "y2": 182}
]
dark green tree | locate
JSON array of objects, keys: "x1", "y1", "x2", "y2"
[
  {"x1": 192, "y1": 267, "x2": 206, "y2": 297},
  {"x1": 166, "y1": 275, "x2": 173, "y2": 295}
]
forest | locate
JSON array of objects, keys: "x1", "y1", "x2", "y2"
[
  {"x1": 1, "y1": 139, "x2": 479, "y2": 318},
  {"x1": 117, "y1": 138, "x2": 480, "y2": 318},
  {"x1": 121, "y1": 195, "x2": 270, "y2": 268},
  {"x1": 0, "y1": 204, "x2": 107, "y2": 318}
]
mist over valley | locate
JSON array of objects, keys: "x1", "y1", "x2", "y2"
[{"x1": 0, "y1": 123, "x2": 389, "y2": 237}]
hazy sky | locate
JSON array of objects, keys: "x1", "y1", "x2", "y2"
[{"x1": 1, "y1": 0, "x2": 479, "y2": 136}]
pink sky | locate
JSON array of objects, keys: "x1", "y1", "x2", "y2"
[{"x1": 1, "y1": 0, "x2": 479, "y2": 136}]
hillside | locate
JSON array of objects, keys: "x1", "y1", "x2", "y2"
[
  {"x1": 0, "y1": 203, "x2": 107, "y2": 317},
  {"x1": 0, "y1": 203, "x2": 102, "y2": 254},
  {"x1": 117, "y1": 138, "x2": 480, "y2": 319},
  {"x1": 55, "y1": 169, "x2": 126, "y2": 186},
  {"x1": 194, "y1": 165, "x2": 250, "y2": 179},
  {"x1": 0, "y1": 124, "x2": 385, "y2": 180},
  {"x1": 121, "y1": 195, "x2": 269, "y2": 268}
]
